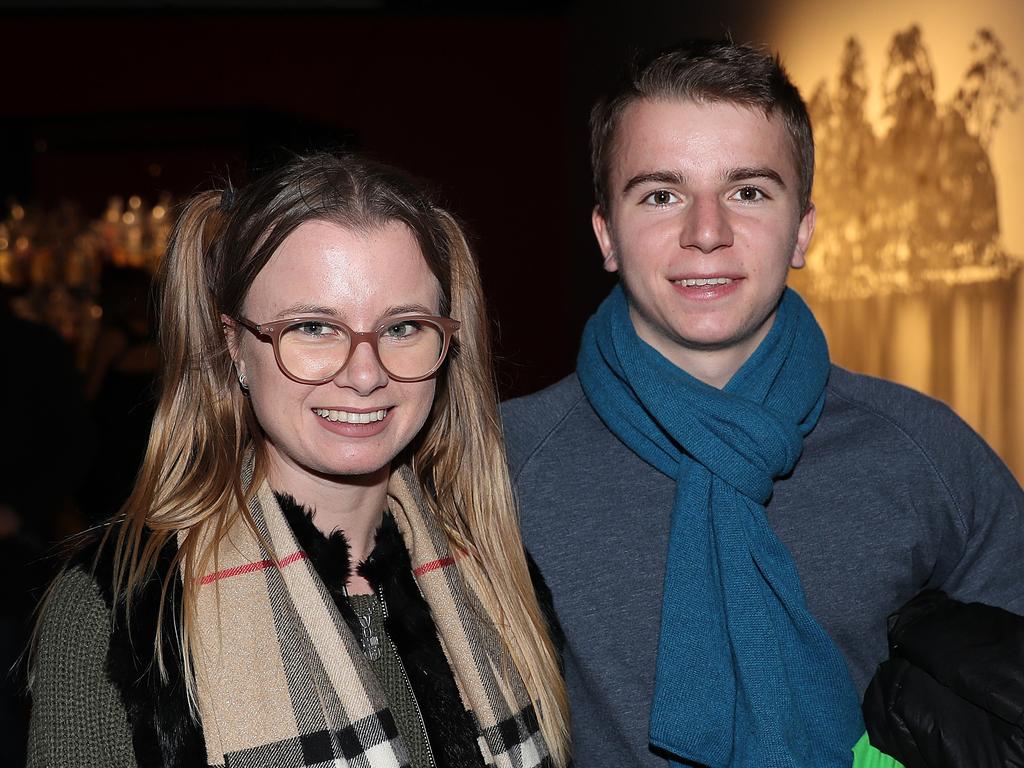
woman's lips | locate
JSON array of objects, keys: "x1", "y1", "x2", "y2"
[{"x1": 312, "y1": 406, "x2": 393, "y2": 436}]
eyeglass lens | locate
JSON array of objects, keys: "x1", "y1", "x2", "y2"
[{"x1": 279, "y1": 318, "x2": 445, "y2": 381}]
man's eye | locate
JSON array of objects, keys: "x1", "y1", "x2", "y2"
[
  {"x1": 733, "y1": 186, "x2": 766, "y2": 202},
  {"x1": 642, "y1": 190, "x2": 679, "y2": 206}
]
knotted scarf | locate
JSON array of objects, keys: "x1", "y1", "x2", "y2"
[
  {"x1": 187, "y1": 464, "x2": 551, "y2": 768},
  {"x1": 577, "y1": 285, "x2": 864, "y2": 767}
]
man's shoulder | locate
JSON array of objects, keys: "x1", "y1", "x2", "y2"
[
  {"x1": 824, "y1": 365, "x2": 975, "y2": 443},
  {"x1": 502, "y1": 373, "x2": 585, "y2": 424},
  {"x1": 819, "y1": 365, "x2": 1019, "y2": 503},
  {"x1": 501, "y1": 373, "x2": 589, "y2": 477}
]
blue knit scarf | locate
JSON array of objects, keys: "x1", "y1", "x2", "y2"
[{"x1": 577, "y1": 285, "x2": 864, "y2": 767}]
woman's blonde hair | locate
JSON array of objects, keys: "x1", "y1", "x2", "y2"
[{"x1": 93, "y1": 154, "x2": 567, "y2": 763}]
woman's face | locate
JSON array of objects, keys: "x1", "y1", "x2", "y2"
[{"x1": 229, "y1": 219, "x2": 443, "y2": 486}]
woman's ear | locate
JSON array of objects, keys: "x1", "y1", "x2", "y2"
[
  {"x1": 221, "y1": 314, "x2": 249, "y2": 388},
  {"x1": 221, "y1": 314, "x2": 241, "y2": 364}
]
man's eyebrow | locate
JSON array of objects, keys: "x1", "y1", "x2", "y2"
[
  {"x1": 621, "y1": 171, "x2": 686, "y2": 197},
  {"x1": 726, "y1": 167, "x2": 786, "y2": 188}
]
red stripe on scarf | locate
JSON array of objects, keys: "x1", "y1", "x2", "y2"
[
  {"x1": 414, "y1": 556, "x2": 456, "y2": 576},
  {"x1": 200, "y1": 551, "x2": 309, "y2": 585}
]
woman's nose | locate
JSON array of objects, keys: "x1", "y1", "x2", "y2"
[{"x1": 332, "y1": 338, "x2": 389, "y2": 394}]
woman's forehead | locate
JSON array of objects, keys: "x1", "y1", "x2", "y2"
[{"x1": 243, "y1": 220, "x2": 441, "y2": 322}]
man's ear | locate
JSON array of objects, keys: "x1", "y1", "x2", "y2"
[
  {"x1": 790, "y1": 202, "x2": 816, "y2": 269},
  {"x1": 592, "y1": 206, "x2": 619, "y2": 273}
]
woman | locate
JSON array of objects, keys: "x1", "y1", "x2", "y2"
[{"x1": 29, "y1": 154, "x2": 570, "y2": 768}]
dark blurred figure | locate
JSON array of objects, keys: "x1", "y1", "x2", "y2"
[
  {"x1": 0, "y1": 289, "x2": 95, "y2": 768},
  {"x1": 80, "y1": 266, "x2": 159, "y2": 524}
]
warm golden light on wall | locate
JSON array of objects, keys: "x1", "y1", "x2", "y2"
[
  {"x1": 770, "y1": 0, "x2": 1024, "y2": 478},
  {"x1": 797, "y1": 26, "x2": 1019, "y2": 300}
]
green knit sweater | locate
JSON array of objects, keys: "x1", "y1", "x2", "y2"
[
  {"x1": 347, "y1": 591, "x2": 434, "y2": 768},
  {"x1": 28, "y1": 565, "x2": 137, "y2": 767}
]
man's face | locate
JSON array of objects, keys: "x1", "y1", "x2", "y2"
[{"x1": 593, "y1": 98, "x2": 814, "y2": 384}]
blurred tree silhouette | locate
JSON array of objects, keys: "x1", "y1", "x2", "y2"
[
  {"x1": 797, "y1": 25, "x2": 1020, "y2": 300},
  {"x1": 954, "y1": 29, "x2": 1022, "y2": 149}
]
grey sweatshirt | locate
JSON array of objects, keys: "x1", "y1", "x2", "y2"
[{"x1": 502, "y1": 366, "x2": 1024, "y2": 768}]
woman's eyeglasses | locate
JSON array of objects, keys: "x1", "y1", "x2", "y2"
[{"x1": 232, "y1": 314, "x2": 460, "y2": 384}]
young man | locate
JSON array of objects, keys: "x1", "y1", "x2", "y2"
[{"x1": 502, "y1": 40, "x2": 1024, "y2": 768}]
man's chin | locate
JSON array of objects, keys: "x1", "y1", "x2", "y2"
[
  {"x1": 674, "y1": 306, "x2": 780, "y2": 354},
  {"x1": 672, "y1": 325, "x2": 765, "y2": 354}
]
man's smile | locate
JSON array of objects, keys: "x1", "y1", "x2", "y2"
[{"x1": 672, "y1": 277, "x2": 735, "y2": 287}]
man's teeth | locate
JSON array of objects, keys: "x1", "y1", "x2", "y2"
[
  {"x1": 313, "y1": 408, "x2": 388, "y2": 424},
  {"x1": 675, "y1": 277, "x2": 733, "y2": 287}
]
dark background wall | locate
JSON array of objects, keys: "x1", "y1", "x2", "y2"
[{"x1": 1, "y1": 1, "x2": 770, "y2": 397}]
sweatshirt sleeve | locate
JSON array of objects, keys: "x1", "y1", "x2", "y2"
[
  {"x1": 827, "y1": 368, "x2": 1024, "y2": 617},
  {"x1": 27, "y1": 565, "x2": 138, "y2": 768},
  {"x1": 931, "y1": 420, "x2": 1024, "y2": 616}
]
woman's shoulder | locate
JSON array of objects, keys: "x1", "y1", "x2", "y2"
[
  {"x1": 59, "y1": 521, "x2": 177, "y2": 605},
  {"x1": 31, "y1": 563, "x2": 115, "y2": 702},
  {"x1": 29, "y1": 523, "x2": 197, "y2": 768},
  {"x1": 36, "y1": 562, "x2": 112, "y2": 649},
  {"x1": 28, "y1": 564, "x2": 138, "y2": 767},
  {"x1": 34, "y1": 530, "x2": 121, "y2": 662},
  {"x1": 30, "y1": 522, "x2": 173, "y2": 720}
]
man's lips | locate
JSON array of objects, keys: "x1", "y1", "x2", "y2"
[
  {"x1": 670, "y1": 275, "x2": 741, "y2": 287},
  {"x1": 668, "y1": 275, "x2": 743, "y2": 300}
]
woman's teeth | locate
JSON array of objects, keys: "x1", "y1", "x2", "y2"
[{"x1": 313, "y1": 408, "x2": 388, "y2": 424}]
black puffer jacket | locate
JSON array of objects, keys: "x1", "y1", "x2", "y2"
[{"x1": 862, "y1": 590, "x2": 1024, "y2": 767}]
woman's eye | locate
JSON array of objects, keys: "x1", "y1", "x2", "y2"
[
  {"x1": 642, "y1": 190, "x2": 679, "y2": 206},
  {"x1": 733, "y1": 186, "x2": 765, "y2": 202},
  {"x1": 383, "y1": 320, "x2": 421, "y2": 339},
  {"x1": 296, "y1": 321, "x2": 335, "y2": 338}
]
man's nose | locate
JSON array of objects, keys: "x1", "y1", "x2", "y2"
[
  {"x1": 679, "y1": 196, "x2": 734, "y2": 253},
  {"x1": 332, "y1": 338, "x2": 389, "y2": 394}
]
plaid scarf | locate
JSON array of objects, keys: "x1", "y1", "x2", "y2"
[{"x1": 187, "y1": 464, "x2": 551, "y2": 768}]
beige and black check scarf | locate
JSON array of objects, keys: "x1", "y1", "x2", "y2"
[{"x1": 187, "y1": 464, "x2": 552, "y2": 768}]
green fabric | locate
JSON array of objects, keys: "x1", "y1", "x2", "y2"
[
  {"x1": 851, "y1": 731, "x2": 905, "y2": 768},
  {"x1": 347, "y1": 591, "x2": 434, "y2": 768},
  {"x1": 27, "y1": 565, "x2": 138, "y2": 768}
]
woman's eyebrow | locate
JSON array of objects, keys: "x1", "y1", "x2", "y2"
[
  {"x1": 383, "y1": 303, "x2": 436, "y2": 316},
  {"x1": 272, "y1": 303, "x2": 337, "y2": 319},
  {"x1": 270, "y1": 303, "x2": 437, "y2": 322}
]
